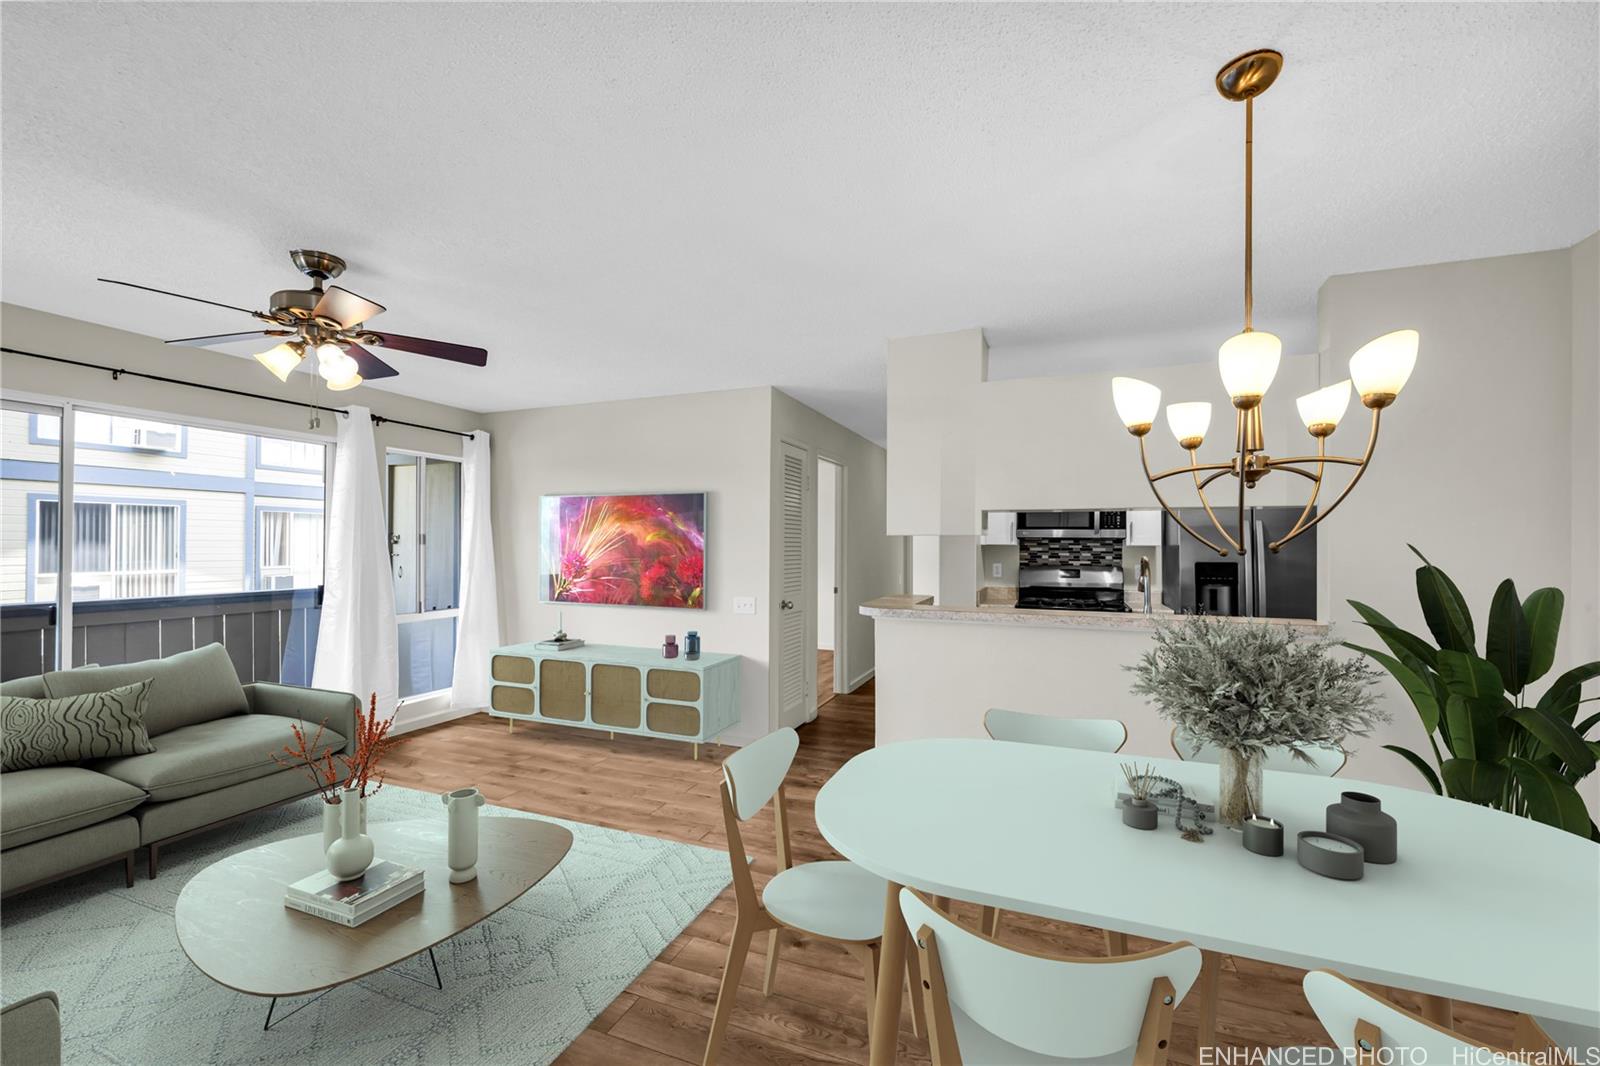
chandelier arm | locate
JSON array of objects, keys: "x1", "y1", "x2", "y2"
[
  {"x1": 1190, "y1": 451, "x2": 1244, "y2": 554},
  {"x1": 1264, "y1": 454, "x2": 1366, "y2": 468},
  {"x1": 1195, "y1": 467, "x2": 1237, "y2": 492},
  {"x1": 1268, "y1": 464, "x2": 1321, "y2": 483},
  {"x1": 1148, "y1": 459, "x2": 1236, "y2": 482},
  {"x1": 1140, "y1": 435, "x2": 1231, "y2": 556},
  {"x1": 1236, "y1": 442, "x2": 1248, "y2": 555},
  {"x1": 1268, "y1": 409, "x2": 1383, "y2": 552},
  {"x1": 1276, "y1": 437, "x2": 1327, "y2": 545}
]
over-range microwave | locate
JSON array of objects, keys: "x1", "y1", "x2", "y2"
[{"x1": 1016, "y1": 510, "x2": 1128, "y2": 540}]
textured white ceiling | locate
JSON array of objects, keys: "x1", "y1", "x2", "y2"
[{"x1": 3, "y1": 3, "x2": 1596, "y2": 442}]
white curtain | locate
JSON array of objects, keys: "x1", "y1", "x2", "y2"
[
  {"x1": 313, "y1": 405, "x2": 399, "y2": 717},
  {"x1": 451, "y1": 430, "x2": 501, "y2": 711}
]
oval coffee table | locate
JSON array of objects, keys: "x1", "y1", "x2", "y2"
[{"x1": 176, "y1": 816, "x2": 573, "y2": 1029}]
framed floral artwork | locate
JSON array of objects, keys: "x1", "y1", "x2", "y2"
[{"x1": 539, "y1": 493, "x2": 706, "y2": 608}]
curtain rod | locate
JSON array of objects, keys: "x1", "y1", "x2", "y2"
[{"x1": 1, "y1": 346, "x2": 475, "y2": 439}]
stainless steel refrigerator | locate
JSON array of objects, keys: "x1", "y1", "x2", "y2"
[{"x1": 1159, "y1": 506, "x2": 1317, "y2": 620}]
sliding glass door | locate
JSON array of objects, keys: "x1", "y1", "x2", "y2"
[{"x1": 388, "y1": 451, "x2": 462, "y2": 700}]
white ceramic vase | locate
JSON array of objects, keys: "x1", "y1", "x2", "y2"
[
  {"x1": 326, "y1": 789, "x2": 375, "y2": 880},
  {"x1": 320, "y1": 794, "x2": 368, "y2": 853},
  {"x1": 442, "y1": 787, "x2": 486, "y2": 883}
]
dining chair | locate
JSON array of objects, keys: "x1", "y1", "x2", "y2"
[
  {"x1": 980, "y1": 709, "x2": 1128, "y2": 950},
  {"x1": 1303, "y1": 970, "x2": 1517, "y2": 1064},
  {"x1": 900, "y1": 887, "x2": 1202, "y2": 1065},
  {"x1": 1170, "y1": 726, "x2": 1348, "y2": 775},
  {"x1": 704, "y1": 727, "x2": 923, "y2": 1066}
]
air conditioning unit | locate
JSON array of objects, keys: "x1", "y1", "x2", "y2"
[{"x1": 131, "y1": 428, "x2": 179, "y2": 451}]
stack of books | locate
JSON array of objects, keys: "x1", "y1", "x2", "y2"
[
  {"x1": 535, "y1": 637, "x2": 584, "y2": 650},
  {"x1": 284, "y1": 860, "x2": 424, "y2": 927}
]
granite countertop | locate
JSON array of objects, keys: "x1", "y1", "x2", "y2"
[{"x1": 859, "y1": 596, "x2": 1328, "y2": 634}]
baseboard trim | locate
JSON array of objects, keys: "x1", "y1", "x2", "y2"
[
  {"x1": 393, "y1": 701, "x2": 479, "y2": 735},
  {"x1": 844, "y1": 667, "x2": 874, "y2": 693}
]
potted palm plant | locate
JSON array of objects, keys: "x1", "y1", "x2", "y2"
[
  {"x1": 1130, "y1": 617, "x2": 1385, "y2": 826},
  {"x1": 1347, "y1": 547, "x2": 1599, "y2": 838}
]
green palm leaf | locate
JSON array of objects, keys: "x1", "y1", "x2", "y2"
[
  {"x1": 1521, "y1": 588, "x2": 1564, "y2": 685},
  {"x1": 1383, "y1": 744, "x2": 1442, "y2": 794},
  {"x1": 1507, "y1": 757, "x2": 1591, "y2": 836},
  {"x1": 1485, "y1": 579, "x2": 1530, "y2": 694},
  {"x1": 1409, "y1": 545, "x2": 1475, "y2": 653}
]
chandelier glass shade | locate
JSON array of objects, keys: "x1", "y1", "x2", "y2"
[{"x1": 1112, "y1": 50, "x2": 1420, "y2": 557}]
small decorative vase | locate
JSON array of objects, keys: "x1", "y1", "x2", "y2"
[
  {"x1": 325, "y1": 789, "x2": 375, "y2": 881},
  {"x1": 1121, "y1": 798, "x2": 1158, "y2": 830},
  {"x1": 685, "y1": 631, "x2": 701, "y2": 661},
  {"x1": 663, "y1": 635, "x2": 679, "y2": 659},
  {"x1": 322, "y1": 795, "x2": 367, "y2": 852},
  {"x1": 1325, "y1": 791, "x2": 1397, "y2": 864},
  {"x1": 1216, "y1": 748, "x2": 1263, "y2": 828},
  {"x1": 442, "y1": 786, "x2": 487, "y2": 884}
]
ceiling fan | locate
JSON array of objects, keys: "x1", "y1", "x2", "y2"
[{"x1": 99, "y1": 249, "x2": 488, "y2": 392}]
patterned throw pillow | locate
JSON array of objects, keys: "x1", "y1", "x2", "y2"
[{"x1": 1, "y1": 679, "x2": 157, "y2": 772}]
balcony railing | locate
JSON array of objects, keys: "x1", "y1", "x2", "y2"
[{"x1": 0, "y1": 587, "x2": 323, "y2": 685}]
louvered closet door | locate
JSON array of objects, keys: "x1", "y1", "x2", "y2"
[{"x1": 776, "y1": 440, "x2": 811, "y2": 728}]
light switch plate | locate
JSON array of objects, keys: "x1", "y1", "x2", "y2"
[
  {"x1": 991, "y1": 563, "x2": 1003, "y2": 578},
  {"x1": 734, "y1": 597, "x2": 757, "y2": 615}
]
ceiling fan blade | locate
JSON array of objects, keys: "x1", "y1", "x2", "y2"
[
  {"x1": 313, "y1": 285, "x2": 386, "y2": 329},
  {"x1": 345, "y1": 343, "x2": 399, "y2": 381},
  {"x1": 165, "y1": 330, "x2": 280, "y2": 347},
  {"x1": 369, "y1": 332, "x2": 488, "y2": 366},
  {"x1": 98, "y1": 278, "x2": 261, "y2": 317}
]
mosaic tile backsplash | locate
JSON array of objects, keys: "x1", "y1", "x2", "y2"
[{"x1": 1020, "y1": 537, "x2": 1122, "y2": 568}]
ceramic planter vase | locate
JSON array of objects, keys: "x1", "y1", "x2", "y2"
[
  {"x1": 442, "y1": 787, "x2": 487, "y2": 883},
  {"x1": 1325, "y1": 791, "x2": 1397, "y2": 863},
  {"x1": 321, "y1": 794, "x2": 368, "y2": 853},
  {"x1": 1217, "y1": 748, "x2": 1263, "y2": 828},
  {"x1": 325, "y1": 789, "x2": 375, "y2": 880}
]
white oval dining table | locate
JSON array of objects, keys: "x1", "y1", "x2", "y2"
[{"x1": 814, "y1": 738, "x2": 1600, "y2": 1065}]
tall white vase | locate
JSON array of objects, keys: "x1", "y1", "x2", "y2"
[
  {"x1": 320, "y1": 794, "x2": 367, "y2": 853},
  {"x1": 442, "y1": 787, "x2": 486, "y2": 884},
  {"x1": 326, "y1": 788, "x2": 375, "y2": 880}
]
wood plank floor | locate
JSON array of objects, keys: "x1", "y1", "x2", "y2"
[
  {"x1": 818, "y1": 649, "x2": 835, "y2": 708},
  {"x1": 384, "y1": 684, "x2": 1518, "y2": 1065}
]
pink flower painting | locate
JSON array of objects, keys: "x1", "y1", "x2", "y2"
[{"x1": 541, "y1": 494, "x2": 706, "y2": 609}]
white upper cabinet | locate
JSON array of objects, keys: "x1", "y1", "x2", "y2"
[
  {"x1": 1127, "y1": 509, "x2": 1162, "y2": 546},
  {"x1": 982, "y1": 511, "x2": 1018, "y2": 546}
]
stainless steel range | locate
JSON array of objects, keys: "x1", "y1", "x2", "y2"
[{"x1": 1015, "y1": 510, "x2": 1129, "y2": 612}]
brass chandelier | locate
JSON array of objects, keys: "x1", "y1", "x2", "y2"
[{"x1": 1112, "y1": 49, "x2": 1419, "y2": 556}]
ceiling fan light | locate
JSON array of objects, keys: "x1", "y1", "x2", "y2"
[
  {"x1": 1349, "y1": 329, "x2": 1419, "y2": 409},
  {"x1": 254, "y1": 341, "x2": 304, "y2": 383},
  {"x1": 1217, "y1": 330, "x2": 1282, "y2": 407},
  {"x1": 1296, "y1": 379, "x2": 1352, "y2": 437},
  {"x1": 316, "y1": 345, "x2": 359, "y2": 386},
  {"x1": 1111, "y1": 377, "x2": 1161, "y2": 435},
  {"x1": 325, "y1": 372, "x2": 363, "y2": 392},
  {"x1": 1166, "y1": 401, "x2": 1212, "y2": 449}
]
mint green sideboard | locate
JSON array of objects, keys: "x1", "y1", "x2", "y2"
[{"x1": 488, "y1": 643, "x2": 741, "y2": 758}]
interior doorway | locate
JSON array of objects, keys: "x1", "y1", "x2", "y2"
[{"x1": 815, "y1": 456, "x2": 845, "y2": 713}]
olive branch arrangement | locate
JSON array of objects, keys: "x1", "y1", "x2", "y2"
[{"x1": 274, "y1": 693, "x2": 405, "y2": 803}]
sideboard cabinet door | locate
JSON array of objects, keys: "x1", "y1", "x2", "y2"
[
  {"x1": 539, "y1": 659, "x2": 587, "y2": 721},
  {"x1": 592, "y1": 664, "x2": 642, "y2": 729}
]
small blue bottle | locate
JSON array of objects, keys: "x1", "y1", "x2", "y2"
[{"x1": 685, "y1": 631, "x2": 701, "y2": 660}]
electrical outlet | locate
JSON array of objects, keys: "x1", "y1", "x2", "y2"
[
  {"x1": 992, "y1": 563, "x2": 1003, "y2": 578},
  {"x1": 734, "y1": 597, "x2": 757, "y2": 615}
]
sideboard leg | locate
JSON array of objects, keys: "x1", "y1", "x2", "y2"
[
  {"x1": 693, "y1": 743, "x2": 700, "y2": 761},
  {"x1": 507, "y1": 718, "x2": 514, "y2": 735}
]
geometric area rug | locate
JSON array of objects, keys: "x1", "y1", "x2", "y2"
[{"x1": 0, "y1": 785, "x2": 731, "y2": 1065}]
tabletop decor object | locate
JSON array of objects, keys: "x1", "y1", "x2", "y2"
[
  {"x1": 320, "y1": 693, "x2": 405, "y2": 878},
  {"x1": 1347, "y1": 546, "x2": 1600, "y2": 839},
  {"x1": 685, "y1": 630, "x2": 701, "y2": 660},
  {"x1": 1120, "y1": 762, "x2": 1159, "y2": 829},
  {"x1": 442, "y1": 786, "x2": 487, "y2": 883},
  {"x1": 1243, "y1": 815, "x2": 1284, "y2": 857},
  {"x1": 326, "y1": 786, "x2": 376, "y2": 879},
  {"x1": 1297, "y1": 831, "x2": 1365, "y2": 880},
  {"x1": 1130, "y1": 616, "x2": 1385, "y2": 826},
  {"x1": 273, "y1": 717, "x2": 352, "y2": 852},
  {"x1": 663, "y1": 634, "x2": 679, "y2": 658},
  {"x1": 1325, "y1": 791, "x2": 1397, "y2": 863}
]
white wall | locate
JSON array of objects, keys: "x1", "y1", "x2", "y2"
[
  {"x1": 1568, "y1": 233, "x2": 1599, "y2": 672},
  {"x1": 886, "y1": 328, "x2": 985, "y2": 535},
  {"x1": 771, "y1": 388, "x2": 902, "y2": 699},
  {"x1": 486, "y1": 387, "x2": 774, "y2": 743},
  {"x1": 817, "y1": 458, "x2": 837, "y2": 652}
]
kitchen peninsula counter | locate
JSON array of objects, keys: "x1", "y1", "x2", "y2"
[{"x1": 860, "y1": 596, "x2": 1327, "y2": 634}]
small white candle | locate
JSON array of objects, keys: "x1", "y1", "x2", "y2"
[
  {"x1": 1246, "y1": 816, "x2": 1279, "y2": 828},
  {"x1": 1304, "y1": 835, "x2": 1360, "y2": 854}
]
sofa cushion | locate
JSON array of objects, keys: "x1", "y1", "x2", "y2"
[
  {"x1": 0, "y1": 766, "x2": 148, "y2": 850},
  {"x1": 0, "y1": 676, "x2": 48, "y2": 699},
  {"x1": 2, "y1": 680, "x2": 157, "y2": 772},
  {"x1": 44, "y1": 643, "x2": 247, "y2": 737},
  {"x1": 91, "y1": 715, "x2": 345, "y2": 803}
]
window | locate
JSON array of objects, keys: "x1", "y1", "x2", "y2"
[
  {"x1": 258, "y1": 437, "x2": 324, "y2": 471},
  {"x1": 37, "y1": 499, "x2": 181, "y2": 600},
  {"x1": 257, "y1": 509, "x2": 324, "y2": 590},
  {"x1": 388, "y1": 452, "x2": 462, "y2": 698},
  {"x1": 35, "y1": 412, "x2": 184, "y2": 453}
]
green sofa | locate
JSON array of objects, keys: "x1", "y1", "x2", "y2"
[
  {"x1": 0, "y1": 991, "x2": 60, "y2": 1066},
  {"x1": 0, "y1": 643, "x2": 358, "y2": 895}
]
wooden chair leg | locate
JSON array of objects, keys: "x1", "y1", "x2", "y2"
[
  {"x1": 902, "y1": 937, "x2": 927, "y2": 1038},
  {"x1": 850, "y1": 942, "x2": 880, "y2": 1042},
  {"x1": 703, "y1": 921, "x2": 756, "y2": 1066},
  {"x1": 1195, "y1": 949, "x2": 1222, "y2": 1052},
  {"x1": 762, "y1": 928, "x2": 782, "y2": 996},
  {"x1": 1104, "y1": 929, "x2": 1128, "y2": 956},
  {"x1": 979, "y1": 906, "x2": 999, "y2": 937}
]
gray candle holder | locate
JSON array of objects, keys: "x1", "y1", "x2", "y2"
[
  {"x1": 1121, "y1": 799, "x2": 1158, "y2": 830},
  {"x1": 1297, "y1": 831, "x2": 1365, "y2": 880},
  {"x1": 1242, "y1": 816, "x2": 1283, "y2": 856}
]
